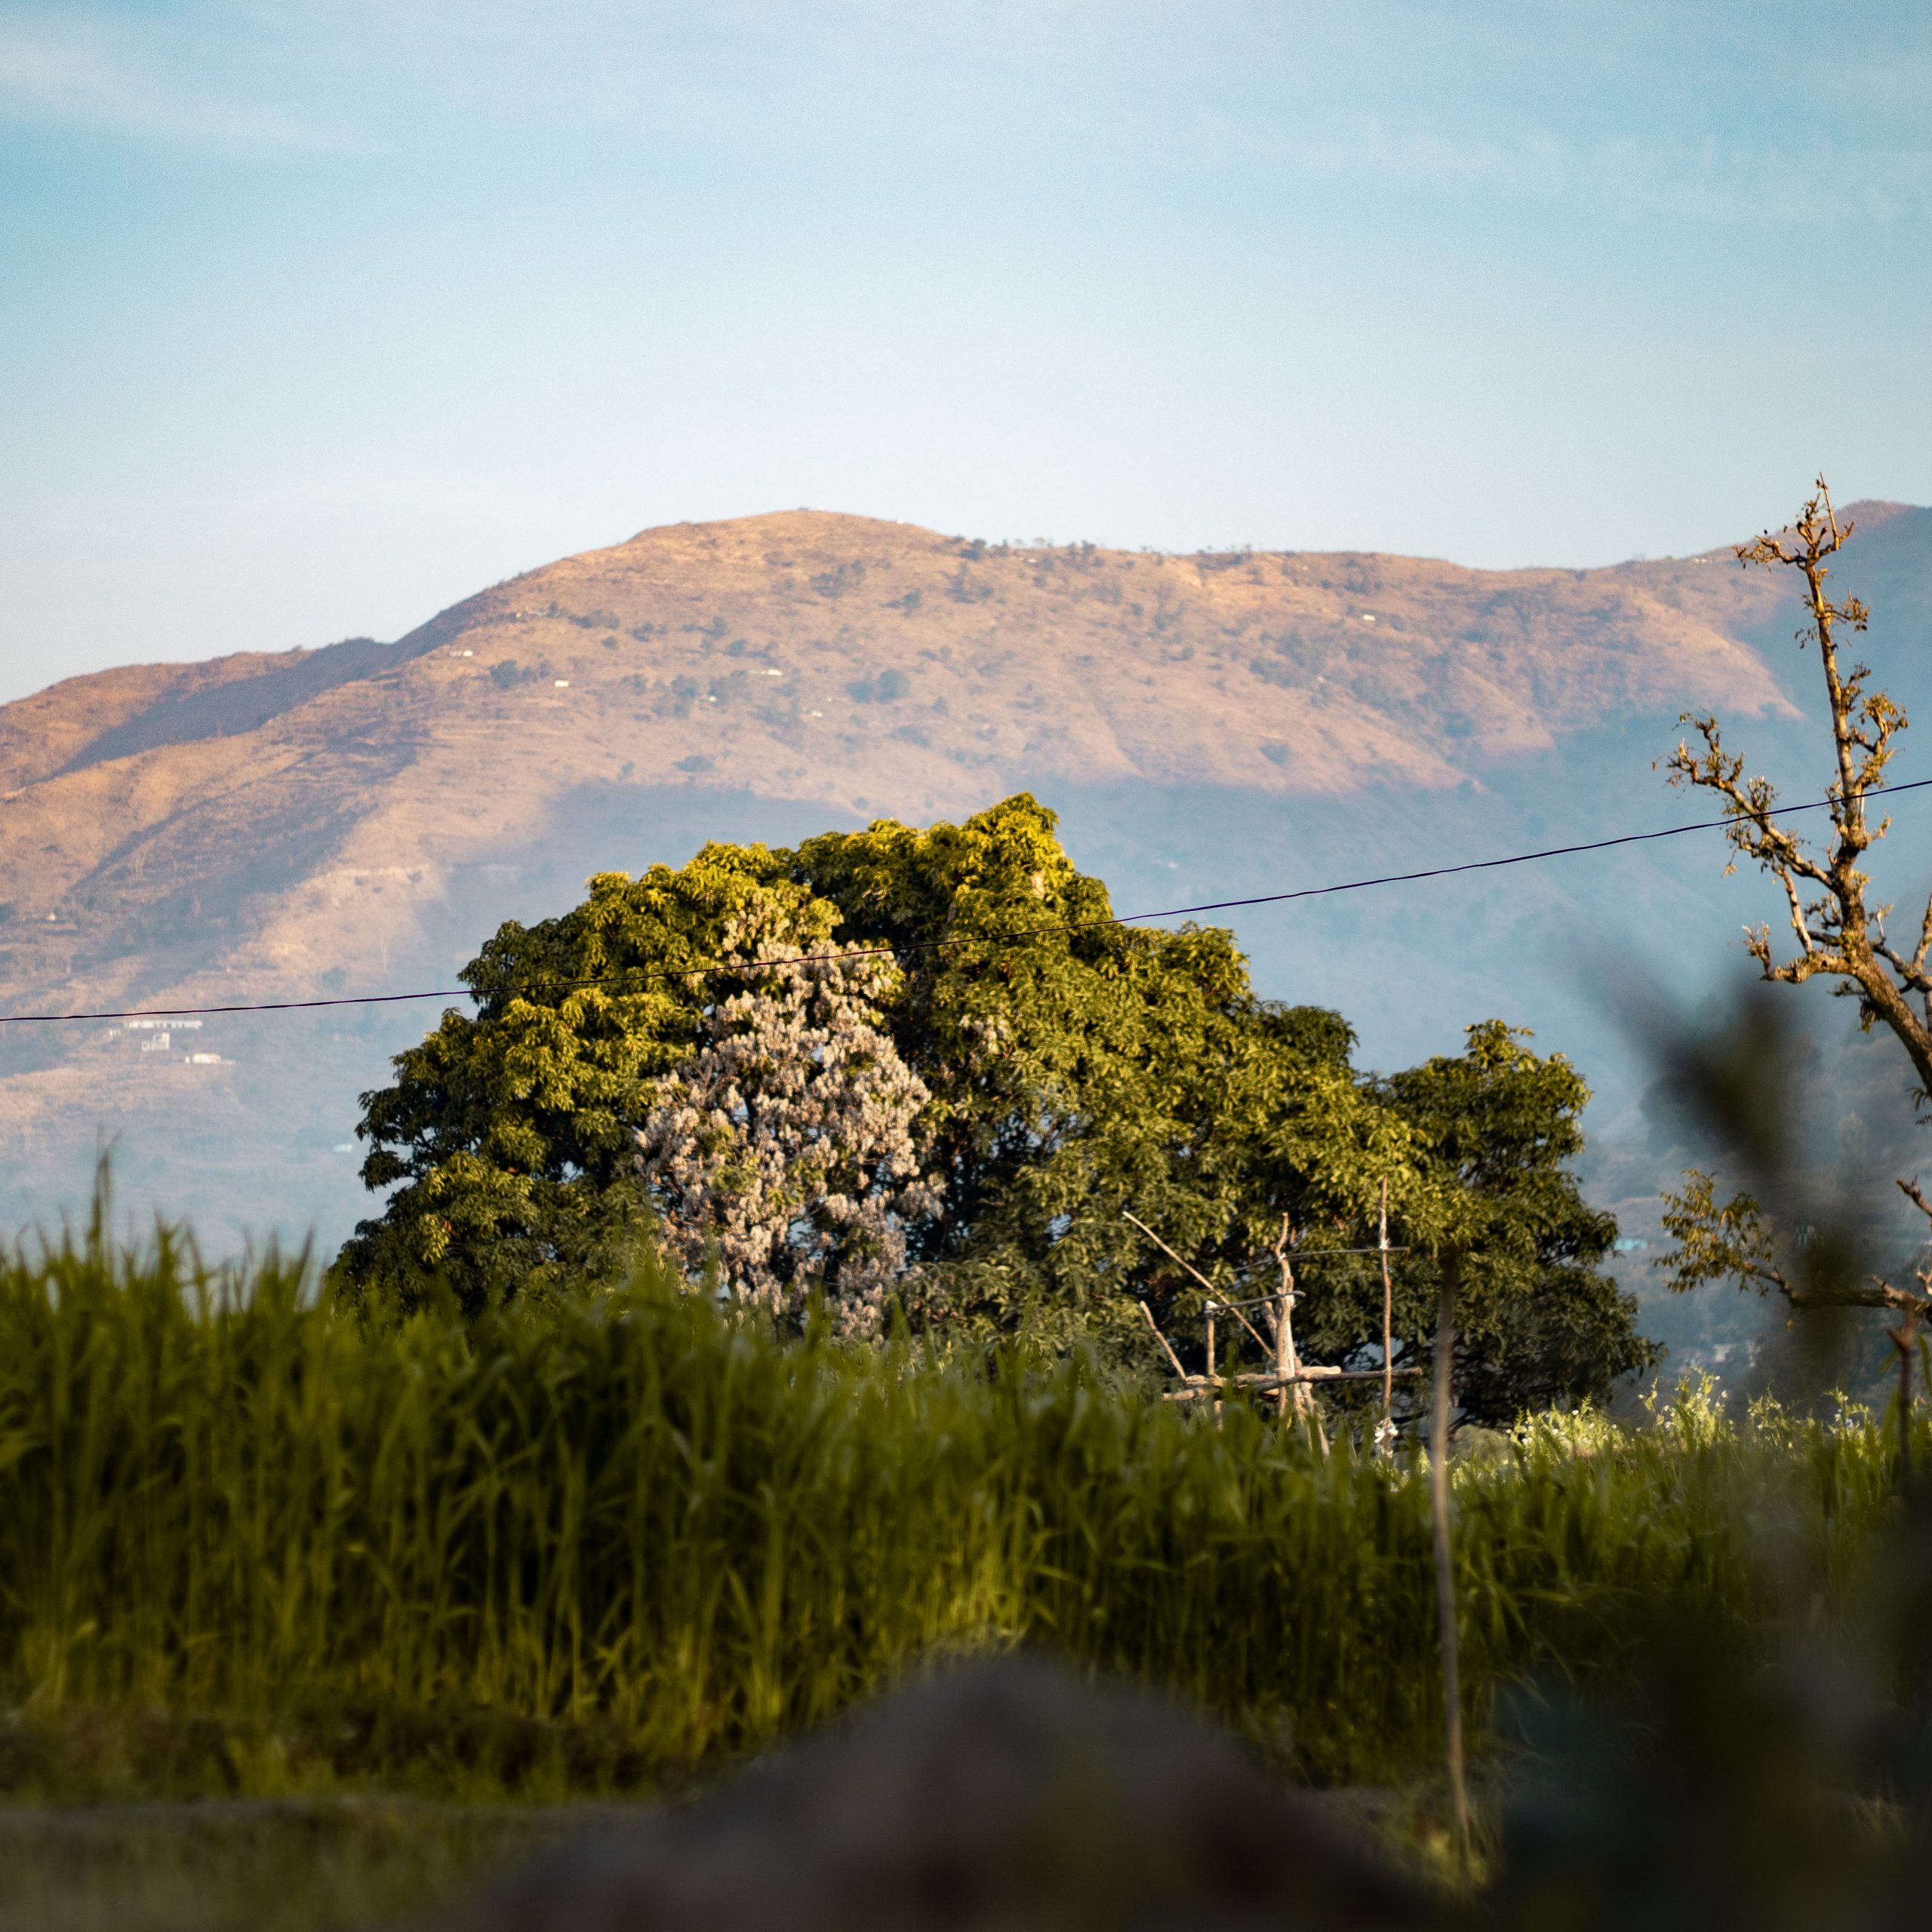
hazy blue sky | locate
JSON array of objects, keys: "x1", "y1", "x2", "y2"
[{"x1": 2, "y1": 2, "x2": 1928, "y2": 699}]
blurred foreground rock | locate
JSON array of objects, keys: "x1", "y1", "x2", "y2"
[{"x1": 424, "y1": 1657, "x2": 1429, "y2": 1932}]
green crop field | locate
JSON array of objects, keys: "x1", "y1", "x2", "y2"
[{"x1": 0, "y1": 1214, "x2": 1909, "y2": 1813}]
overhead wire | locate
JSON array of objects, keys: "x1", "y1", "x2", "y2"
[{"x1": 4, "y1": 777, "x2": 1926, "y2": 1026}]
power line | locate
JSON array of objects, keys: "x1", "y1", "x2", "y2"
[{"x1": 5, "y1": 779, "x2": 1927, "y2": 1027}]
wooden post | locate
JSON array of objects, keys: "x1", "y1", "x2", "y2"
[
  {"x1": 1380, "y1": 1177, "x2": 1395, "y2": 1429},
  {"x1": 1269, "y1": 1217, "x2": 1328, "y2": 1457},
  {"x1": 1430, "y1": 1245, "x2": 1472, "y2": 1872},
  {"x1": 1269, "y1": 1214, "x2": 1301, "y2": 1420},
  {"x1": 1275, "y1": 1225, "x2": 1294, "y2": 1423},
  {"x1": 1267, "y1": 1213, "x2": 1298, "y2": 1429},
  {"x1": 1889, "y1": 1304, "x2": 1920, "y2": 1484},
  {"x1": 1205, "y1": 1299, "x2": 1220, "y2": 1422}
]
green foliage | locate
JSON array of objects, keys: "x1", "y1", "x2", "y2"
[
  {"x1": 334, "y1": 795, "x2": 1653, "y2": 1418},
  {"x1": 1374, "y1": 1023, "x2": 1662, "y2": 1426},
  {"x1": 1657, "y1": 1168, "x2": 1785, "y2": 1297},
  {"x1": 786, "y1": 795, "x2": 1293, "y2": 1343},
  {"x1": 334, "y1": 841, "x2": 821, "y2": 1312},
  {"x1": 0, "y1": 1226, "x2": 1906, "y2": 1802},
  {"x1": 1151, "y1": 1017, "x2": 1659, "y2": 1428}
]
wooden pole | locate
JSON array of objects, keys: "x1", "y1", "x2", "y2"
[
  {"x1": 1380, "y1": 1177, "x2": 1395, "y2": 1429},
  {"x1": 1137, "y1": 1300, "x2": 1188, "y2": 1381},
  {"x1": 1889, "y1": 1305, "x2": 1919, "y2": 1484},
  {"x1": 1124, "y1": 1211, "x2": 1271, "y2": 1355},
  {"x1": 1160, "y1": 1366, "x2": 1425, "y2": 1401},
  {"x1": 1271, "y1": 1217, "x2": 1328, "y2": 1454},
  {"x1": 1205, "y1": 1300, "x2": 1220, "y2": 1422},
  {"x1": 1122, "y1": 1210, "x2": 1269, "y2": 1365},
  {"x1": 1273, "y1": 1217, "x2": 1294, "y2": 1423},
  {"x1": 1430, "y1": 1245, "x2": 1472, "y2": 1873}
]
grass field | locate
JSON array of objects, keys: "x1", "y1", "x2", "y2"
[
  {"x1": 1, "y1": 1214, "x2": 1911, "y2": 1814},
  {"x1": 0, "y1": 1798, "x2": 639, "y2": 1932}
]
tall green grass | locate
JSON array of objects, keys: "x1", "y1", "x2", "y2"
[{"x1": 0, "y1": 1217, "x2": 1909, "y2": 1797}]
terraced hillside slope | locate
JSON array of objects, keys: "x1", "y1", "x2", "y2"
[{"x1": 0, "y1": 503, "x2": 1925, "y2": 1267}]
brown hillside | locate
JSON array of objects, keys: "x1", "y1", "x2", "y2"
[
  {"x1": 0, "y1": 511, "x2": 1797, "y2": 1013},
  {"x1": 1, "y1": 501, "x2": 1923, "y2": 1247}
]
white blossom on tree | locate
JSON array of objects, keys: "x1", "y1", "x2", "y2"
[{"x1": 635, "y1": 920, "x2": 937, "y2": 1337}]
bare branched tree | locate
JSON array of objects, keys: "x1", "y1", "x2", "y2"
[
  {"x1": 1660, "y1": 477, "x2": 1932, "y2": 1337},
  {"x1": 1668, "y1": 481, "x2": 1931, "y2": 1082}
]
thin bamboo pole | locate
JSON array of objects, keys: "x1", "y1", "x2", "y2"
[
  {"x1": 1430, "y1": 1245, "x2": 1472, "y2": 1873},
  {"x1": 1122, "y1": 1213, "x2": 1270, "y2": 1355},
  {"x1": 1275, "y1": 1232, "x2": 1293, "y2": 1423},
  {"x1": 1205, "y1": 1300, "x2": 1220, "y2": 1422},
  {"x1": 1137, "y1": 1300, "x2": 1187, "y2": 1380},
  {"x1": 1889, "y1": 1305, "x2": 1919, "y2": 1485},
  {"x1": 1160, "y1": 1366, "x2": 1425, "y2": 1401},
  {"x1": 1380, "y1": 1177, "x2": 1394, "y2": 1427}
]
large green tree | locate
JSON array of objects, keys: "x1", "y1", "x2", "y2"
[
  {"x1": 334, "y1": 795, "x2": 1654, "y2": 1419},
  {"x1": 1109, "y1": 1015, "x2": 1657, "y2": 1426},
  {"x1": 1379, "y1": 1023, "x2": 1660, "y2": 1427}
]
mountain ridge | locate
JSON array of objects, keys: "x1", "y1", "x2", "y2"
[{"x1": 0, "y1": 500, "x2": 1925, "y2": 1252}]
